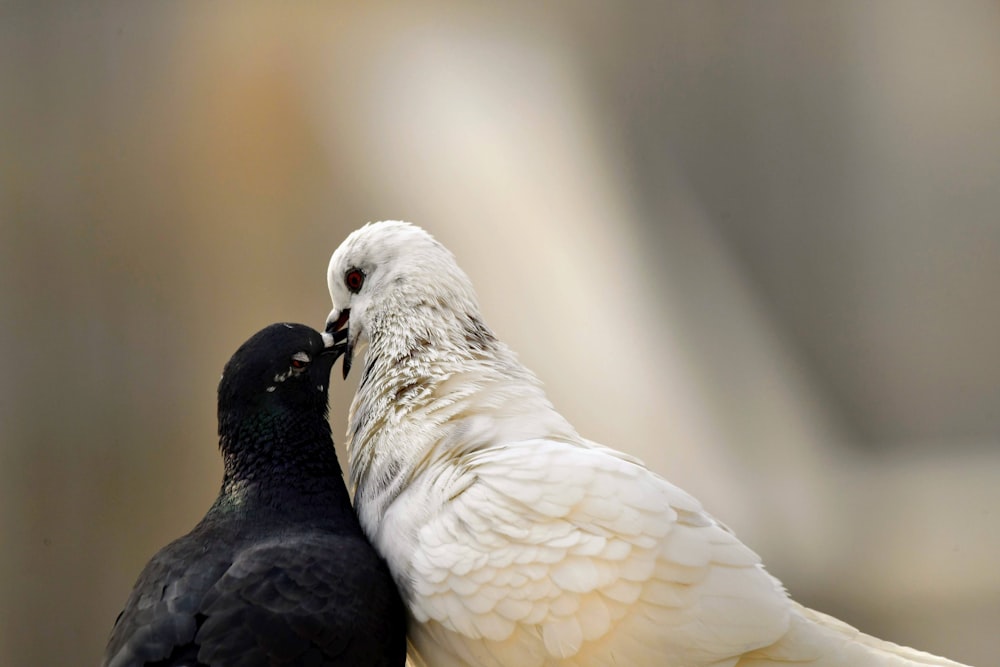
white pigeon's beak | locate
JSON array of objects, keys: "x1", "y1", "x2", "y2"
[{"x1": 324, "y1": 308, "x2": 353, "y2": 379}]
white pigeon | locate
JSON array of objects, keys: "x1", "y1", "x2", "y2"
[{"x1": 324, "y1": 220, "x2": 972, "y2": 667}]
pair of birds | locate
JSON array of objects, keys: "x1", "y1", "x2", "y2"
[{"x1": 104, "y1": 221, "x2": 972, "y2": 666}]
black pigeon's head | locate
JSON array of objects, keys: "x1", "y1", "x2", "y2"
[{"x1": 218, "y1": 323, "x2": 347, "y2": 421}]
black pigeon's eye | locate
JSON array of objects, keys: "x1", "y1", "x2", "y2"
[
  {"x1": 345, "y1": 268, "x2": 365, "y2": 293},
  {"x1": 290, "y1": 352, "x2": 310, "y2": 371}
]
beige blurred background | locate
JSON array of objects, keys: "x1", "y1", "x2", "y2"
[{"x1": 2, "y1": 2, "x2": 999, "y2": 665}]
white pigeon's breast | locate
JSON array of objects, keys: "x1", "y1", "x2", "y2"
[
  {"x1": 373, "y1": 461, "x2": 470, "y2": 598},
  {"x1": 351, "y1": 359, "x2": 579, "y2": 554}
]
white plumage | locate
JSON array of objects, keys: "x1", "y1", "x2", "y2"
[{"x1": 325, "y1": 220, "x2": 971, "y2": 667}]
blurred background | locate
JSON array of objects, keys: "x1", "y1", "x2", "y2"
[{"x1": 2, "y1": 2, "x2": 998, "y2": 664}]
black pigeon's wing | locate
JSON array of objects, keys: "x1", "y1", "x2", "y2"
[
  {"x1": 103, "y1": 532, "x2": 233, "y2": 667},
  {"x1": 195, "y1": 532, "x2": 407, "y2": 667}
]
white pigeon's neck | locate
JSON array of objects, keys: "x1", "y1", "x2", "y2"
[{"x1": 346, "y1": 300, "x2": 577, "y2": 536}]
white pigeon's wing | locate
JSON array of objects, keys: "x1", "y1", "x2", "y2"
[{"x1": 405, "y1": 439, "x2": 792, "y2": 667}]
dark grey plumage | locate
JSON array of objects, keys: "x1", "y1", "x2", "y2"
[{"x1": 103, "y1": 323, "x2": 407, "y2": 667}]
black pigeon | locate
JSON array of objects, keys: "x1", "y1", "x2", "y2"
[{"x1": 102, "y1": 323, "x2": 407, "y2": 667}]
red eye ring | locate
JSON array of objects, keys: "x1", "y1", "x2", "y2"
[
  {"x1": 345, "y1": 268, "x2": 365, "y2": 293},
  {"x1": 291, "y1": 359, "x2": 306, "y2": 369}
]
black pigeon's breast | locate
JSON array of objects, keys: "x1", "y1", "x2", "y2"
[{"x1": 103, "y1": 520, "x2": 406, "y2": 667}]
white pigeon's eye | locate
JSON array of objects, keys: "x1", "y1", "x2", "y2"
[{"x1": 345, "y1": 267, "x2": 365, "y2": 293}]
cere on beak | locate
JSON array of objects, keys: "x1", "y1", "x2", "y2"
[{"x1": 325, "y1": 309, "x2": 353, "y2": 380}]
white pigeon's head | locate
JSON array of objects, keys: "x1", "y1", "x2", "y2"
[{"x1": 325, "y1": 221, "x2": 479, "y2": 378}]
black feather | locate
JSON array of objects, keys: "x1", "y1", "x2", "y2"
[{"x1": 102, "y1": 323, "x2": 407, "y2": 667}]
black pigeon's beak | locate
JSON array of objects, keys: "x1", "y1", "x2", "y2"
[{"x1": 324, "y1": 308, "x2": 352, "y2": 379}]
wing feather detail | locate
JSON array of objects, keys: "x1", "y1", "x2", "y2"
[{"x1": 406, "y1": 439, "x2": 791, "y2": 665}]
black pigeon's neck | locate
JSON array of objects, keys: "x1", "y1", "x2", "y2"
[{"x1": 214, "y1": 407, "x2": 354, "y2": 522}]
